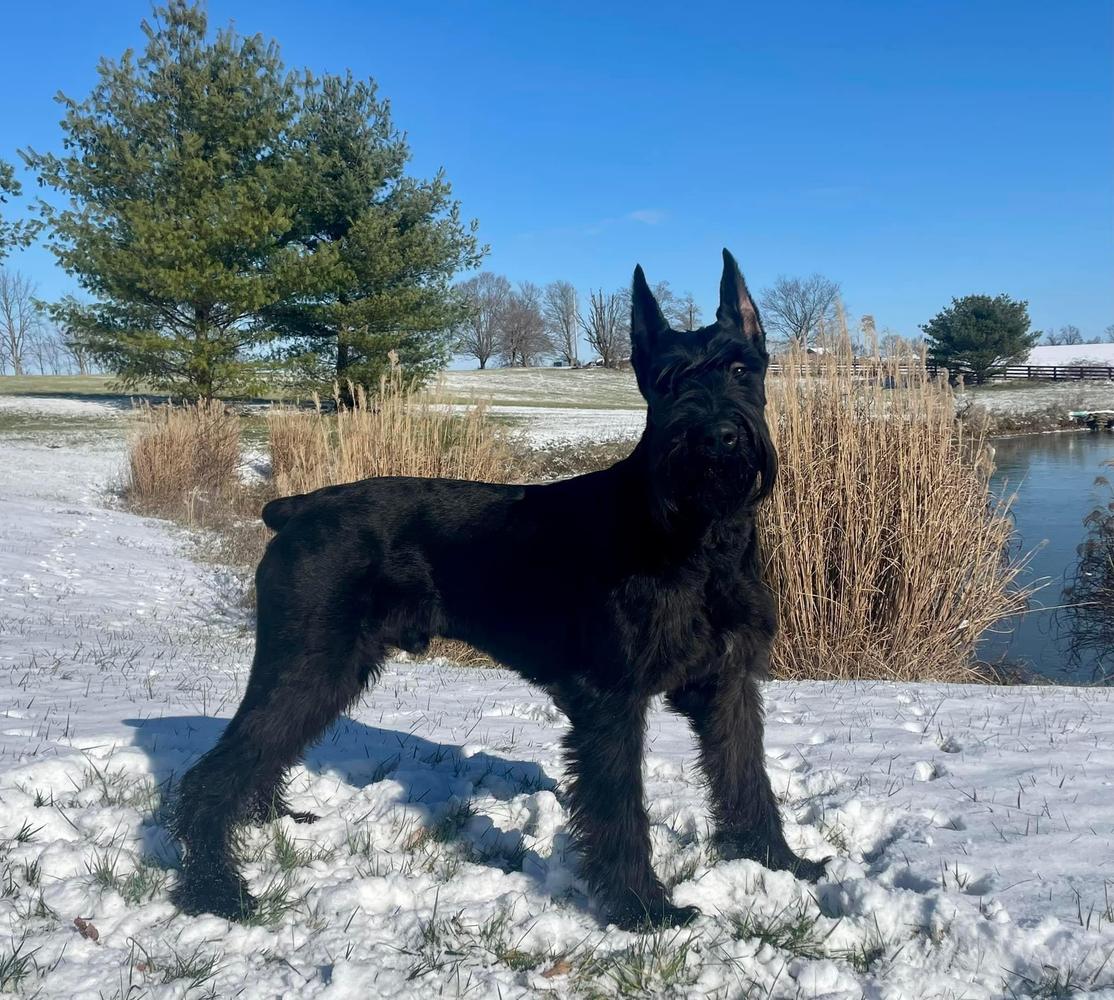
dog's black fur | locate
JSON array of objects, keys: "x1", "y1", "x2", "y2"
[{"x1": 172, "y1": 250, "x2": 827, "y2": 930}]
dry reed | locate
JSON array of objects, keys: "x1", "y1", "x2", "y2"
[
  {"x1": 124, "y1": 399, "x2": 242, "y2": 522},
  {"x1": 762, "y1": 344, "x2": 1030, "y2": 681},
  {"x1": 267, "y1": 365, "x2": 515, "y2": 498}
]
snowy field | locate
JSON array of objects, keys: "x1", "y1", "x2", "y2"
[
  {"x1": 1, "y1": 396, "x2": 1114, "y2": 998},
  {"x1": 961, "y1": 381, "x2": 1114, "y2": 419},
  {"x1": 442, "y1": 367, "x2": 645, "y2": 410},
  {"x1": 1026, "y1": 344, "x2": 1114, "y2": 367}
]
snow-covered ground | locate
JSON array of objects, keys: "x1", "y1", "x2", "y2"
[
  {"x1": 494, "y1": 405, "x2": 645, "y2": 447},
  {"x1": 443, "y1": 367, "x2": 644, "y2": 409},
  {"x1": 1, "y1": 397, "x2": 1114, "y2": 998},
  {"x1": 1027, "y1": 343, "x2": 1114, "y2": 367},
  {"x1": 963, "y1": 381, "x2": 1114, "y2": 418}
]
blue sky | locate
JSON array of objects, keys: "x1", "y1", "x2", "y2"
[{"x1": 1, "y1": 1, "x2": 1111, "y2": 341}]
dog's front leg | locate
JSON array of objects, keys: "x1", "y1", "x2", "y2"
[
  {"x1": 557, "y1": 688, "x2": 699, "y2": 930},
  {"x1": 668, "y1": 670, "x2": 828, "y2": 881}
]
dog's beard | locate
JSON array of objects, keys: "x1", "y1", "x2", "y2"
[{"x1": 649, "y1": 411, "x2": 776, "y2": 522}]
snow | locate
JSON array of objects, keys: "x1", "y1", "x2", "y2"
[
  {"x1": 963, "y1": 381, "x2": 1114, "y2": 417},
  {"x1": 1, "y1": 404, "x2": 1114, "y2": 997},
  {"x1": 0, "y1": 393, "x2": 129, "y2": 419},
  {"x1": 1027, "y1": 343, "x2": 1114, "y2": 366},
  {"x1": 494, "y1": 405, "x2": 645, "y2": 447}
]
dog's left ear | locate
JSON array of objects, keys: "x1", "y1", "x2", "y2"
[
  {"x1": 716, "y1": 249, "x2": 763, "y2": 344},
  {"x1": 631, "y1": 264, "x2": 669, "y2": 391}
]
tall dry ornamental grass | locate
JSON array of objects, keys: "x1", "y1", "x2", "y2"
[
  {"x1": 125, "y1": 399, "x2": 242, "y2": 522},
  {"x1": 268, "y1": 364, "x2": 516, "y2": 499},
  {"x1": 763, "y1": 345, "x2": 1028, "y2": 682}
]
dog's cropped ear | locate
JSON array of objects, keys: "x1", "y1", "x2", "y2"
[
  {"x1": 631, "y1": 264, "x2": 669, "y2": 391},
  {"x1": 716, "y1": 249, "x2": 763, "y2": 344}
]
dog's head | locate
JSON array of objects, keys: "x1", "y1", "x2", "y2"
[{"x1": 631, "y1": 249, "x2": 775, "y2": 518}]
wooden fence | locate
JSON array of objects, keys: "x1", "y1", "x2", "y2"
[{"x1": 767, "y1": 362, "x2": 1114, "y2": 383}]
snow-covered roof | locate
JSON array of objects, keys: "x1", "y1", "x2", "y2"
[{"x1": 1026, "y1": 343, "x2": 1114, "y2": 366}]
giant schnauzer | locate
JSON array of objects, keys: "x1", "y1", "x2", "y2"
[{"x1": 172, "y1": 250, "x2": 828, "y2": 930}]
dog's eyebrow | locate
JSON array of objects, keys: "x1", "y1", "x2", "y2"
[{"x1": 655, "y1": 344, "x2": 746, "y2": 391}]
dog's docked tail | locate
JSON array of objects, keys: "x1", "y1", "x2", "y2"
[{"x1": 261, "y1": 494, "x2": 309, "y2": 532}]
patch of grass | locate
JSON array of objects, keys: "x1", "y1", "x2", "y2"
[
  {"x1": 471, "y1": 832, "x2": 528, "y2": 874},
  {"x1": 0, "y1": 410, "x2": 123, "y2": 436},
  {"x1": 86, "y1": 844, "x2": 172, "y2": 904},
  {"x1": 0, "y1": 934, "x2": 39, "y2": 991},
  {"x1": 242, "y1": 875, "x2": 304, "y2": 927},
  {"x1": 86, "y1": 844, "x2": 126, "y2": 890},
  {"x1": 405, "y1": 900, "x2": 551, "y2": 981},
  {"x1": 0, "y1": 374, "x2": 125, "y2": 396},
  {"x1": 11, "y1": 820, "x2": 42, "y2": 844},
  {"x1": 1004, "y1": 955, "x2": 1114, "y2": 998},
  {"x1": 20, "y1": 860, "x2": 41, "y2": 888},
  {"x1": 269, "y1": 823, "x2": 335, "y2": 872},
  {"x1": 78, "y1": 763, "x2": 162, "y2": 812},
  {"x1": 130, "y1": 937, "x2": 224, "y2": 991},
  {"x1": 728, "y1": 899, "x2": 835, "y2": 961},
  {"x1": 118, "y1": 858, "x2": 173, "y2": 905},
  {"x1": 575, "y1": 927, "x2": 698, "y2": 998}
]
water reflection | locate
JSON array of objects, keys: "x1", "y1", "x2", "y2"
[
  {"x1": 1061, "y1": 463, "x2": 1113, "y2": 684},
  {"x1": 985, "y1": 433, "x2": 1114, "y2": 683}
]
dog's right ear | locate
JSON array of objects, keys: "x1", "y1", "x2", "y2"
[{"x1": 631, "y1": 265, "x2": 669, "y2": 391}]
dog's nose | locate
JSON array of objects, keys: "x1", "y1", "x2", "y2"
[{"x1": 703, "y1": 423, "x2": 739, "y2": 455}]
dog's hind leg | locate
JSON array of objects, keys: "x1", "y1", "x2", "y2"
[
  {"x1": 556, "y1": 686, "x2": 700, "y2": 930},
  {"x1": 172, "y1": 541, "x2": 382, "y2": 920},
  {"x1": 668, "y1": 668, "x2": 828, "y2": 881},
  {"x1": 171, "y1": 642, "x2": 375, "y2": 919}
]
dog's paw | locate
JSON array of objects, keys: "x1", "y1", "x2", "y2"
[
  {"x1": 172, "y1": 870, "x2": 255, "y2": 921},
  {"x1": 763, "y1": 850, "x2": 832, "y2": 883},
  {"x1": 781, "y1": 854, "x2": 831, "y2": 882},
  {"x1": 715, "y1": 836, "x2": 831, "y2": 882},
  {"x1": 608, "y1": 887, "x2": 702, "y2": 932},
  {"x1": 285, "y1": 809, "x2": 320, "y2": 825}
]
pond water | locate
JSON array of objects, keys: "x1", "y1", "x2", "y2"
[{"x1": 983, "y1": 431, "x2": 1114, "y2": 684}]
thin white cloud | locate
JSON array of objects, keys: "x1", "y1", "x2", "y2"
[{"x1": 516, "y1": 208, "x2": 668, "y2": 242}]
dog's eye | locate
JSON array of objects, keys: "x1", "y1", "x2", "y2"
[{"x1": 729, "y1": 362, "x2": 746, "y2": 378}]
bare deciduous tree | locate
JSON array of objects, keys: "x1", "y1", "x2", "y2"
[
  {"x1": 1046, "y1": 324, "x2": 1083, "y2": 346},
  {"x1": 647, "y1": 280, "x2": 702, "y2": 330},
  {"x1": 759, "y1": 273, "x2": 841, "y2": 347},
  {"x1": 456, "y1": 272, "x2": 511, "y2": 369},
  {"x1": 1106, "y1": 324, "x2": 1114, "y2": 344},
  {"x1": 498, "y1": 281, "x2": 551, "y2": 367},
  {"x1": 675, "y1": 292, "x2": 702, "y2": 331},
  {"x1": 879, "y1": 331, "x2": 909, "y2": 357},
  {"x1": 28, "y1": 325, "x2": 66, "y2": 374},
  {"x1": 61, "y1": 326, "x2": 94, "y2": 375},
  {"x1": 543, "y1": 280, "x2": 580, "y2": 366},
  {"x1": 579, "y1": 288, "x2": 630, "y2": 368},
  {"x1": 859, "y1": 314, "x2": 877, "y2": 350},
  {"x1": 0, "y1": 268, "x2": 42, "y2": 376}
]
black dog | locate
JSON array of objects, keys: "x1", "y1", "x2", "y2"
[{"x1": 172, "y1": 250, "x2": 827, "y2": 930}]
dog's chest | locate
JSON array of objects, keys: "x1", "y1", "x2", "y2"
[{"x1": 611, "y1": 538, "x2": 773, "y2": 690}]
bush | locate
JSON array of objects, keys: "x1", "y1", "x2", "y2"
[
  {"x1": 762, "y1": 345, "x2": 1028, "y2": 681},
  {"x1": 267, "y1": 365, "x2": 515, "y2": 497},
  {"x1": 125, "y1": 399, "x2": 242, "y2": 520}
]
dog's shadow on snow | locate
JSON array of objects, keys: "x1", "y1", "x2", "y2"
[{"x1": 124, "y1": 713, "x2": 562, "y2": 887}]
